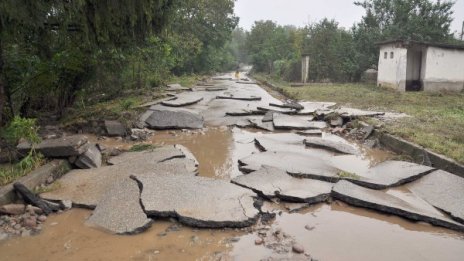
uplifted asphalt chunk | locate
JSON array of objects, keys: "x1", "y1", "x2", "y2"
[
  {"x1": 257, "y1": 106, "x2": 297, "y2": 114},
  {"x1": 253, "y1": 133, "x2": 305, "y2": 152},
  {"x1": 145, "y1": 109, "x2": 204, "y2": 130},
  {"x1": 353, "y1": 161, "x2": 434, "y2": 189},
  {"x1": 269, "y1": 101, "x2": 304, "y2": 111},
  {"x1": 17, "y1": 135, "x2": 89, "y2": 157},
  {"x1": 161, "y1": 95, "x2": 203, "y2": 107},
  {"x1": 41, "y1": 146, "x2": 198, "y2": 208},
  {"x1": 335, "y1": 107, "x2": 385, "y2": 118},
  {"x1": 239, "y1": 151, "x2": 340, "y2": 181},
  {"x1": 232, "y1": 166, "x2": 332, "y2": 204},
  {"x1": 273, "y1": 114, "x2": 317, "y2": 130},
  {"x1": 409, "y1": 170, "x2": 464, "y2": 224},
  {"x1": 86, "y1": 178, "x2": 152, "y2": 235},
  {"x1": 216, "y1": 95, "x2": 262, "y2": 101},
  {"x1": 332, "y1": 180, "x2": 464, "y2": 232},
  {"x1": 262, "y1": 111, "x2": 274, "y2": 122},
  {"x1": 104, "y1": 120, "x2": 126, "y2": 137},
  {"x1": 132, "y1": 174, "x2": 259, "y2": 228},
  {"x1": 304, "y1": 137, "x2": 360, "y2": 155},
  {"x1": 74, "y1": 144, "x2": 102, "y2": 169},
  {"x1": 248, "y1": 119, "x2": 274, "y2": 132}
]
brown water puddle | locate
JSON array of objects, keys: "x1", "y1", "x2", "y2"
[
  {"x1": 0, "y1": 208, "x2": 242, "y2": 261},
  {"x1": 1, "y1": 128, "x2": 463, "y2": 260}
]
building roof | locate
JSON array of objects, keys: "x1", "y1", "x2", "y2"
[{"x1": 376, "y1": 39, "x2": 464, "y2": 51}]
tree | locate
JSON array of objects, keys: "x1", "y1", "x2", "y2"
[
  {"x1": 354, "y1": 0, "x2": 455, "y2": 42},
  {"x1": 351, "y1": 0, "x2": 456, "y2": 79},
  {"x1": 0, "y1": 0, "x2": 178, "y2": 125}
]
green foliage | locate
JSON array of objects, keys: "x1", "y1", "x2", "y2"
[
  {"x1": 0, "y1": 0, "x2": 239, "y2": 126},
  {"x1": 129, "y1": 144, "x2": 157, "y2": 152},
  {"x1": 243, "y1": 0, "x2": 457, "y2": 83},
  {"x1": 0, "y1": 152, "x2": 45, "y2": 186},
  {"x1": 1, "y1": 116, "x2": 40, "y2": 145},
  {"x1": 120, "y1": 98, "x2": 136, "y2": 110}
]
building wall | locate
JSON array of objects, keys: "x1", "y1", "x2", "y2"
[
  {"x1": 377, "y1": 44, "x2": 408, "y2": 91},
  {"x1": 423, "y1": 47, "x2": 464, "y2": 92}
]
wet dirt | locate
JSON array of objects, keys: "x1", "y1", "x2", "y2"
[{"x1": 0, "y1": 208, "x2": 243, "y2": 261}]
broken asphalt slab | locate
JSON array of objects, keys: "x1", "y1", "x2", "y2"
[
  {"x1": 335, "y1": 107, "x2": 385, "y2": 118},
  {"x1": 132, "y1": 174, "x2": 259, "y2": 228},
  {"x1": 409, "y1": 170, "x2": 464, "y2": 224},
  {"x1": 232, "y1": 166, "x2": 332, "y2": 204},
  {"x1": 161, "y1": 95, "x2": 204, "y2": 107},
  {"x1": 86, "y1": 178, "x2": 152, "y2": 235},
  {"x1": 216, "y1": 95, "x2": 262, "y2": 101},
  {"x1": 332, "y1": 180, "x2": 464, "y2": 232},
  {"x1": 239, "y1": 151, "x2": 340, "y2": 181},
  {"x1": 273, "y1": 114, "x2": 321, "y2": 130},
  {"x1": 165, "y1": 83, "x2": 192, "y2": 91},
  {"x1": 269, "y1": 101, "x2": 304, "y2": 111},
  {"x1": 304, "y1": 137, "x2": 360, "y2": 155},
  {"x1": 41, "y1": 146, "x2": 198, "y2": 208},
  {"x1": 74, "y1": 144, "x2": 102, "y2": 169},
  {"x1": 104, "y1": 121, "x2": 126, "y2": 137},
  {"x1": 145, "y1": 109, "x2": 204, "y2": 130},
  {"x1": 17, "y1": 135, "x2": 90, "y2": 157}
]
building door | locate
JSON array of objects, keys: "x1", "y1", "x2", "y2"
[{"x1": 406, "y1": 49, "x2": 423, "y2": 91}]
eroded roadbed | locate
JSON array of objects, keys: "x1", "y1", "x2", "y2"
[{"x1": 1, "y1": 73, "x2": 463, "y2": 261}]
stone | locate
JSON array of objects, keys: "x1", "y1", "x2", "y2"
[
  {"x1": 61, "y1": 200, "x2": 73, "y2": 210},
  {"x1": 330, "y1": 116, "x2": 344, "y2": 127},
  {"x1": 409, "y1": 170, "x2": 464, "y2": 224},
  {"x1": 21, "y1": 230, "x2": 31, "y2": 237},
  {"x1": 161, "y1": 96, "x2": 203, "y2": 107},
  {"x1": 23, "y1": 216, "x2": 37, "y2": 228},
  {"x1": 145, "y1": 110, "x2": 204, "y2": 130},
  {"x1": 332, "y1": 180, "x2": 464, "y2": 232},
  {"x1": 255, "y1": 238, "x2": 264, "y2": 245},
  {"x1": 104, "y1": 121, "x2": 126, "y2": 137},
  {"x1": 0, "y1": 204, "x2": 26, "y2": 215},
  {"x1": 239, "y1": 151, "x2": 340, "y2": 182},
  {"x1": 273, "y1": 114, "x2": 317, "y2": 130},
  {"x1": 42, "y1": 146, "x2": 198, "y2": 208},
  {"x1": 17, "y1": 135, "x2": 89, "y2": 157},
  {"x1": 304, "y1": 137, "x2": 360, "y2": 155},
  {"x1": 37, "y1": 215, "x2": 47, "y2": 222},
  {"x1": 86, "y1": 178, "x2": 152, "y2": 235},
  {"x1": 232, "y1": 166, "x2": 332, "y2": 204},
  {"x1": 74, "y1": 144, "x2": 102, "y2": 169},
  {"x1": 0, "y1": 232, "x2": 8, "y2": 241},
  {"x1": 216, "y1": 95, "x2": 262, "y2": 101},
  {"x1": 292, "y1": 244, "x2": 305, "y2": 254},
  {"x1": 133, "y1": 174, "x2": 259, "y2": 228},
  {"x1": 262, "y1": 111, "x2": 274, "y2": 122}
]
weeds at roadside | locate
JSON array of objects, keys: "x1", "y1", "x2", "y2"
[
  {"x1": 33, "y1": 181, "x2": 62, "y2": 194},
  {"x1": 0, "y1": 153, "x2": 45, "y2": 186},
  {"x1": 129, "y1": 144, "x2": 157, "y2": 152},
  {"x1": 337, "y1": 171, "x2": 361, "y2": 180}
]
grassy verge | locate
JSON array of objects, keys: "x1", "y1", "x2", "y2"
[
  {"x1": 254, "y1": 73, "x2": 464, "y2": 164},
  {"x1": 61, "y1": 74, "x2": 202, "y2": 128},
  {"x1": 0, "y1": 153, "x2": 46, "y2": 186}
]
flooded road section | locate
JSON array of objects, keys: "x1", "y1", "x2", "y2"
[{"x1": 1, "y1": 128, "x2": 463, "y2": 261}]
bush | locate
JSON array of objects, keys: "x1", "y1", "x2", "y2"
[{"x1": 1, "y1": 116, "x2": 41, "y2": 145}]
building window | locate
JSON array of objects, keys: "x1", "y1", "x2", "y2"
[
  {"x1": 384, "y1": 52, "x2": 388, "y2": 59},
  {"x1": 390, "y1": 52, "x2": 394, "y2": 59}
]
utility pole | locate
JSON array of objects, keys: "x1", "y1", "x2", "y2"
[{"x1": 461, "y1": 21, "x2": 464, "y2": 41}]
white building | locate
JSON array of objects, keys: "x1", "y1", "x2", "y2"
[{"x1": 377, "y1": 40, "x2": 464, "y2": 92}]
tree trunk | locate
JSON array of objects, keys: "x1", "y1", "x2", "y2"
[
  {"x1": 0, "y1": 36, "x2": 5, "y2": 126},
  {"x1": 13, "y1": 183, "x2": 62, "y2": 215}
]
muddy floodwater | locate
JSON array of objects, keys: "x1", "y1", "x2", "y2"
[{"x1": 1, "y1": 128, "x2": 463, "y2": 261}]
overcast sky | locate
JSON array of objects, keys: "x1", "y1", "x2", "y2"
[{"x1": 235, "y1": 0, "x2": 464, "y2": 35}]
